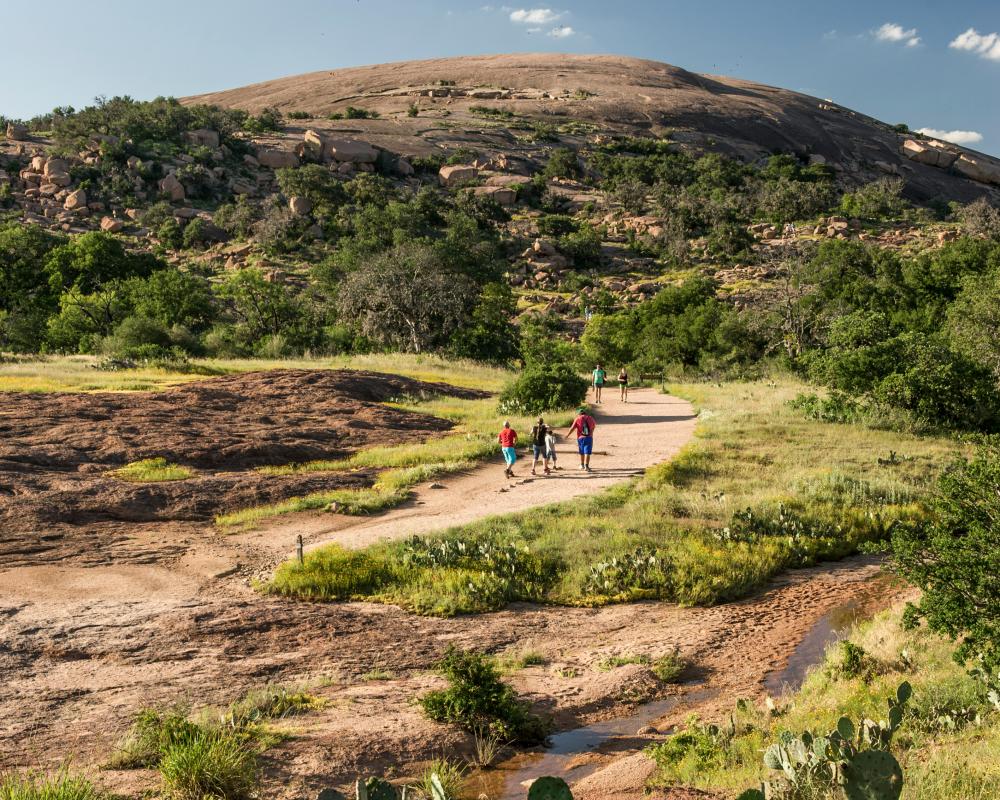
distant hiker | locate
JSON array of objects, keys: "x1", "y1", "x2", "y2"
[
  {"x1": 618, "y1": 367, "x2": 629, "y2": 402},
  {"x1": 584, "y1": 305, "x2": 593, "y2": 322},
  {"x1": 592, "y1": 363, "x2": 606, "y2": 403},
  {"x1": 530, "y1": 417, "x2": 547, "y2": 475},
  {"x1": 544, "y1": 425, "x2": 559, "y2": 473},
  {"x1": 498, "y1": 420, "x2": 518, "y2": 479},
  {"x1": 567, "y1": 407, "x2": 598, "y2": 472}
]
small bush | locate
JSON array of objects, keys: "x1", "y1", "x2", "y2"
[
  {"x1": 497, "y1": 363, "x2": 588, "y2": 415},
  {"x1": 652, "y1": 650, "x2": 687, "y2": 683},
  {"x1": 112, "y1": 458, "x2": 193, "y2": 483},
  {"x1": 108, "y1": 709, "x2": 202, "y2": 769},
  {"x1": 420, "y1": 647, "x2": 550, "y2": 744}
]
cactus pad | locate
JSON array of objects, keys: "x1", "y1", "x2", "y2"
[
  {"x1": 843, "y1": 750, "x2": 903, "y2": 800},
  {"x1": 527, "y1": 776, "x2": 574, "y2": 800}
]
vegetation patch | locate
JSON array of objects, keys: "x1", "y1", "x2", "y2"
[
  {"x1": 111, "y1": 457, "x2": 193, "y2": 482},
  {"x1": 420, "y1": 647, "x2": 551, "y2": 744},
  {"x1": 0, "y1": 770, "x2": 107, "y2": 800},
  {"x1": 648, "y1": 608, "x2": 1000, "y2": 800}
]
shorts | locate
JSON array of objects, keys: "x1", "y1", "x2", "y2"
[
  {"x1": 502, "y1": 447, "x2": 517, "y2": 466},
  {"x1": 545, "y1": 447, "x2": 558, "y2": 461},
  {"x1": 577, "y1": 436, "x2": 593, "y2": 455},
  {"x1": 532, "y1": 444, "x2": 545, "y2": 459}
]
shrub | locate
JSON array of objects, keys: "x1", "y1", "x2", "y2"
[
  {"x1": 541, "y1": 147, "x2": 580, "y2": 180},
  {"x1": 420, "y1": 647, "x2": 550, "y2": 744},
  {"x1": 558, "y1": 224, "x2": 602, "y2": 268},
  {"x1": 957, "y1": 197, "x2": 1000, "y2": 241},
  {"x1": 497, "y1": 363, "x2": 588, "y2": 415},
  {"x1": 840, "y1": 177, "x2": 908, "y2": 221},
  {"x1": 891, "y1": 444, "x2": 1000, "y2": 683}
]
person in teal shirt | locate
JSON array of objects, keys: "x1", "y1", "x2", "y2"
[{"x1": 592, "y1": 364, "x2": 606, "y2": 404}]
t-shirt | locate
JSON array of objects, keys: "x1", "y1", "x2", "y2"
[
  {"x1": 530, "y1": 425, "x2": 547, "y2": 446},
  {"x1": 544, "y1": 432, "x2": 557, "y2": 451},
  {"x1": 498, "y1": 428, "x2": 517, "y2": 447},
  {"x1": 569, "y1": 414, "x2": 597, "y2": 438},
  {"x1": 593, "y1": 369, "x2": 606, "y2": 385}
]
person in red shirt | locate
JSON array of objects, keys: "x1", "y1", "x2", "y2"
[
  {"x1": 498, "y1": 420, "x2": 518, "y2": 479},
  {"x1": 566, "y1": 407, "x2": 597, "y2": 472}
]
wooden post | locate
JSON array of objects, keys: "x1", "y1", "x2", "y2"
[{"x1": 297, "y1": 534, "x2": 304, "y2": 565}]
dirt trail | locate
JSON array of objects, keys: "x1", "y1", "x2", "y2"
[{"x1": 242, "y1": 387, "x2": 697, "y2": 560}]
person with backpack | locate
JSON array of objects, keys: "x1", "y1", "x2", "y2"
[
  {"x1": 530, "y1": 417, "x2": 548, "y2": 476},
  {"x1": 498, "y1": 420, "x2": 518, "y2": 479},
  {"x1": 567, "y1": 407, "x2": 597, "y2": 472},
  {"x1": 592, "y1": 363, "x2": 606, "y2": 404},
  {"x1": 617, "y1": 366, "x2": 629, "y2": 403}
]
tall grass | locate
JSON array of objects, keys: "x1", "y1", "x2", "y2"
[
  {"x1": 0, "y1": 771, "x2": 106, "y2": 800},
  {"x1": 267, "y1": 379, "x2": 959, "y2": 613}
]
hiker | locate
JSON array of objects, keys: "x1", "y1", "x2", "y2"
[
  {"x1": 544, "y1": 424, "x2": 559, "y2": 473},
  {"x1": 618, "y1": 366, "x2": 629, "y2": 403},
  {"x1": 567, "y1": 407, "x2": 598, "y2": 472},
  {"x1": 498, "y1": 420, "x2": 518, "y2": 479},
  {"x1": 530, "y1": 416, "x2": 547, "y2": 475},
  {"x1": 592, "y1": 363, "x2": 606, "y2": 404}
]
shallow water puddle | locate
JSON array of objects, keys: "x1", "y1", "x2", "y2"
[
  {"x1": 465, "y1": 688, "x2": 716, "y2": 800},
  {"x1": 764, "y1": 575, "x2": 897, "y2": 695}
]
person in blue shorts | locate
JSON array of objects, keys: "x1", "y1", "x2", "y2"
[
  {"x1": 498, "y1": 420, "x2": 518, "y2": 479},
  {"x1": 567, "y1": 407, "x2": 598, "y2": 472}
]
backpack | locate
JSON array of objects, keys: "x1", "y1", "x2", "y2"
[{"x1": 579, "y1": 417, "x2": 590, "y2": 437}]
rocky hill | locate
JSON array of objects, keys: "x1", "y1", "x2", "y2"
[{"x1": 188, "y1": 53, "x2": 1000, "y2": 204}]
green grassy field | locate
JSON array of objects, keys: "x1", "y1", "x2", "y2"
[
  {"x1": 0, "y1": 353, "x2": 511, "y2": 393},
  {"x1": 648, "y1": 605, "x2": 1000, "y2": 799},
  {"x1": 266, "y1": 377, "x2": 961, "y2": 615}
]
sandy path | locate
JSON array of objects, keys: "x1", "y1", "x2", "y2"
[{"x1": 243, "y1": 387, "x2": 697, "y2": 559}]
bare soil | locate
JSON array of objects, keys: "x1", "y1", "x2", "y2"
[
  {"x1": 0, "y1": 369, "x2": 482, "y2": 566},
  {"x1": 0, "y1": 372, "x2": 904, "y2": 800}
]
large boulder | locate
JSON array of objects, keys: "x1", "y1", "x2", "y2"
[
  {"x1": 5, "y1": 122, "x2": 28, "y2": 141},
  {"x1": 439, "y1": 164, "x2": 478, "y2": 187},
  {"x1": 902, "y1": 139, "x2": 958, "y2": 169},
  {"x1": 159, "y1": 173, "x2": 185, "y2": 202},
  {"x1": 257, "y1": 149, "x2": 300, "y2": 169},
  {"x1": 63, "y1": 189, "x2": 87, "y2": 211},
  {"x1": 472, "y1": 185, "x2": 516, "y2": 206},
  {"x1": 185, "y1": 129, "x2": 220, "y2": 149},
  {"x1": 288, "y1": 196, "x2": 313, "y2": 216},
  {"x1": 954, "y1": 154, "x2": 1000, "y2": 186},
  {"x1": 100, "y1": 216, "x2": 124, "y2": 233},
  {"x1": 326, "y1": 138, "x2": 378, "y2": 163},
  {"x1": 485, "y1": 174, "x2": 531, "y2": 188},
  {"x1": 303, "y1": 129, "x2": 326, "y2": 160}
]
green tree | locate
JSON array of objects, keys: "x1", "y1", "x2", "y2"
[
  {"x1": 948, "y1": 269, "x2": 1000, "y2": 380},
  {"x1": 0, "y1": 223, "x2": 63, "y2": 350},
  {"x1": 127, "y1": 269, "x2": 215, "y2": 331},
  {"x1": 449, "y1": 282, "x2": 519, "y2": 364},
  {"x1": 891, "y1": 444, "x2": 1000, "y2": 682},
  {"x1": 337, "y1": 243, "x2": 477, "y2": 353},
  {"x1": 215, "y1": 269, "x2": 307, "y2": 352}
]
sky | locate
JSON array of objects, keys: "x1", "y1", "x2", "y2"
[{"x1": 3, "y1": 0, "x2": 999, "y2": 155}]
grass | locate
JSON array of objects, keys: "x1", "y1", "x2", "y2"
[
  {"x1": 0, "y1": 771, "x2": 107, "y2": 800},
  {"x1": 498, "y1": 648, "x2": 548, "y2": 672},
  {"x1": 414, "y1": 759, "x2": 466, "y2": 799},
  {"x1": 266, "y1": 377, "x2": 959, "y2": 614},
  {"x1": 647, "y1": 607, "x2": 1000, "y2": 799},
  {"x1": 108, "y1": 685, "x2": 323, "y2": 800},
  {"x1": 0, "y1": 354, "x2": 511, "y2": 394},
  {"x1": 111, "y1": 458, "x2": 194, "y2": 482}
]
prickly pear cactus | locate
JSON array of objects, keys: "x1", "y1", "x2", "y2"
[
  {"x1": 842, "y1": 750, "x2": 903, "y2": 800},
  {"x1": 527, "y1": 776, "x2": 574, "y2": 800},
  {"x1": 735, "y1": 791, "x2": 766, "y2": 800},
  {"x1": 356, "y1": 777, "x2": 398, "y2": 800},
  {"x1": 317, "y1": 790, "x2": 345, "y2": 800}
]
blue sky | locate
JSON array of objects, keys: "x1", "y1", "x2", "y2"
[{"x1": 3, "y1": 1, "x2": 999, "y2": 155}]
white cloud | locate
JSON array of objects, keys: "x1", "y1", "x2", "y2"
[
  {"x1": 875, "y1": 22, "x2": 921, "y2": 48},
  {"x1": 510, "y1": 8, "x2": 563, "y2": 25},
  {"x1": 950, "y1": 28, "x2": 1000, "y2": 61},
  {"x1": 915, "y1": 128, "x2": 984, "y2": 146},
  {"x1": 548, "y1": 25, "x2": 575, "y2": 38}
]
